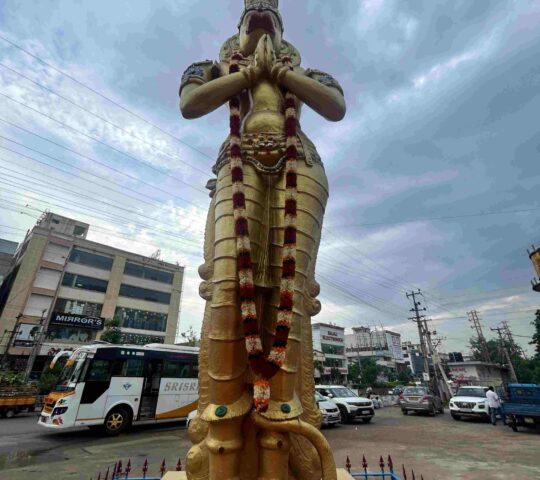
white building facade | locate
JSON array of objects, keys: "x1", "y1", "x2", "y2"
[
  {"x1": 312, "y1": 323, "x2": 348, "y2": 382},
  {"x1": 345, "y1": 327, "x2": 405, "y2": 370}
]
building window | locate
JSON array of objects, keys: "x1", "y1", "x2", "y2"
[
  {"x1": 54, "y1": 298, "x2": 103, "y2": 317},
  {"x1": 119, "y1": 332, "x2": 165, "y2": 345},
  {"x1": 114, "y1": 307, "x2": 167, "y2": 332},
  {"x1": 46, "y1": 326, "x2": 96, "y2": 344},
  {"x1": 119, "y1": 284, "x2": 171, "y2": 304},
  {"x1": 62, "y1": 273, "x2": 108, "y2": 293},
  {"x1": 321, "y1": 344, "x2": 344, "y2": 355},
  {"x1": 324, "y1": 358, "x2": 345, "y2": 368},
  {"x1": 73, "y1": 225, "x2": 87, "y2": 237},
  {"x1": 69, "y1": 248, "x2": 113, "y2": 270},
  {"x1": 124, "y1": 262, "x2": 173, "y2": 284}
]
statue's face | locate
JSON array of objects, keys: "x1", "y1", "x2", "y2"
[{"x1": 239, "y1": 10, "x2": 282, "y2": 55}]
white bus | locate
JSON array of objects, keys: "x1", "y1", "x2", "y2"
[{"x1": 38, "y1": 343, "x2": 199, "y2": 435}]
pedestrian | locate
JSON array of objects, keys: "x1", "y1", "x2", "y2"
[{"x1": 486, "y1": 386, "x2": 505, "y2": 426}]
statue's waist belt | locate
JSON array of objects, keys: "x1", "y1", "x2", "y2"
[{"x1": 213, "y1": 132, "x2": 321, "y2": 174}]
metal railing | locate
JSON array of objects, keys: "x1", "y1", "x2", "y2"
[
  {"x1": 92, "y1": 458, "x2": 182, "y2": 480},
  {"x1": 346, "y1": 455, "x2": 425, "y2": 480},
  {"x1": 93, "y1": 454, "x2": 425, "y2": 479}
]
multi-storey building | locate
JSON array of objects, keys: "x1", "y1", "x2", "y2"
[
  {"x1": 528, "y1": 244, "x2": 540, "y2": 292},
  {"x1": 401, "y1": 341, "x2": 431, "y2": 377},
  {"x1": 345, "y1": 326, "x2": 404, "y2": 370},
  {"x1": 312, "y1": 323, "x2": 348, "y2": 383},
  {"x1": 0, "y1": 238, "x2": 18, "y2": 284},
  {"x1": 0, "y1": 213, "x2": 184, "y2": 373}
]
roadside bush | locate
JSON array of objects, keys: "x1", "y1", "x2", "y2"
[{"x1": 0, "y1": 371, "x2": 25, "y2": 386}]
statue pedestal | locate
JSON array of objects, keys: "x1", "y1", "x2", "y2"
[
  {"x1": 336, "y1": 469, "x2": 355, "y2": 479},
  {"x1": 162, "y1": 469, "x2": 354, "y2": 480},
  {"x1": 162, "y1": 472, "x2": 187, "y2": 480}
]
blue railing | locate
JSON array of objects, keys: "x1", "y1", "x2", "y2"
[
  {"x1": 346, "y1": 455, "x2": 423, "y2": 480},
  {"x1": 351, "y1": 473, "x2": 401, "y2": 479}
]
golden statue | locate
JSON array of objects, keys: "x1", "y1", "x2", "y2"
[{"x1": 179, "y1": 2, "x2": 346, "y2": 479}]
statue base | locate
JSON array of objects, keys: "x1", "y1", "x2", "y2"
[{"x1": 162, "y1": 469, "x2": 355, "y2": 480}]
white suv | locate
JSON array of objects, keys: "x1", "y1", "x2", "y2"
[
  {"x1": 315, "y1": 385, "x2": 374, "y2": 423},
  {"x1": 449, "y1": 386, "x2": 489, "y2": 421}
]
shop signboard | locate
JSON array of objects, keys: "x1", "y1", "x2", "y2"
[{"x1": 50, "y1": 312, "x2": 105, "y2": 330}]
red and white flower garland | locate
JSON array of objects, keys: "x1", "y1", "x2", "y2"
[{"x1": 228, "y1": 53, "x2": 298, "y2": 412}]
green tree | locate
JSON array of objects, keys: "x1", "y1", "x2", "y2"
[
  {"x1": 359, "y1": 357, "x2": 378, "y2": 386},
  {"x1": 38, "y1": 362, "x2": 63, "y2": 394},
  {"x1": 397, "y1": 369, "x2": 412, "y2": 384},
  {"x1": 469, "y1": 338, "x2": 506, "y2": 363},
  {"x1": 179, "y1": 325, "x2": 201, "y2": 347},
  {"x1": 100, "y1": 318, "x2": 122, "y2": 344},
  {"x1": 530, "y1": 310, "x2": 540, "y2": 359},
  {"x1": 348, "y1": 362, "x2": 361, "y2": 384}
]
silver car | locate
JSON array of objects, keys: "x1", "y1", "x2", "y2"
[
  {"x1": 400, "y1": 386, "x2": 444, "y2": 416},
  {"x1": 315, "y1": 391, "x2": 341, "y2": 427}
]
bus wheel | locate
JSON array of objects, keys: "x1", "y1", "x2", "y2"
[{"x1": 104, "y1": 407, "x2": 131, "y2": 436}]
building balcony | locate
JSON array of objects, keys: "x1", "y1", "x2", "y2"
[{"x1": 532, "y1": 277, "x2": 540, "y2": 293}]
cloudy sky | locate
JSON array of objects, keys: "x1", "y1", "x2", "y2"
[{"x1": 0, "y1": 0, "x2": 539, "y2": 354}]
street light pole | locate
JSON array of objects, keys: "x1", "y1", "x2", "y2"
[{"x1": 24, "y1": 309, "x2": 48, "y2": 381}]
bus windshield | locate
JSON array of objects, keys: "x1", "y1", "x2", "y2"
[{"x1": 55, "y1": 352, "x2": 87, "y2": 390}]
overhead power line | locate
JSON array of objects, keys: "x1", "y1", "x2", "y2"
[
  {"x1": 0, "y1": 120, "x2": 203, "y2": 206},
  {"x1": 0, "y1": 92, "x2": 208, "y2": 196},
  {"x1": 0, "y1": 61, "x2": 211, "y2": 176},
  {"x1": 0, "y1": 33, "x2": 215, "y2": 163}
]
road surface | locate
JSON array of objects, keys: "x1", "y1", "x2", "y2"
[{"x1": 1, "y1": 408, "x2": 539, "y2": 479}]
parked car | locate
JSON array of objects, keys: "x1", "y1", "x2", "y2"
[
  {"x1": 501, "y1": 383, "x2": 540, "y2": 432},
  {"x1": 315, "y1": 391, "x2": 341, "y2": 427},
  {"x1": 449, "y1": 386, "x2": 489, "y2": 421},
  {"x1": 315, "y1": 385, "x2": 374, "y2": 423},
  {"x1": 400, "y1": 386, "x2": 444, "y2": 416}
]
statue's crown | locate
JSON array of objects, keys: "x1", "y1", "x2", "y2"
[
  {"x1": 244, "y1": 0, "x2": 278, "y2": 8},
  {"x1": 239, "y1": 0, "x2": 283, "y2": 31}
]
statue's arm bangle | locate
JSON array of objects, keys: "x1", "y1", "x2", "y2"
[
  {"x1": 272, "y1": 65, "x2": 291, "y2": 85},
  {"x1": 241, "y1": 67, "x2": 256, "y2": 88}
]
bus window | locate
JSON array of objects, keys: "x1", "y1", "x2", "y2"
[
  {"x1": 56, "y1": 353, "x2": 88, "y2": 389},
  {"x1": 86, "y1": 359, "x2": 112, "y2": 382},
  {"x1": 163, "y1": 360, "x2": 183, "y2": 378},
  {"x1": 111, "y1": 358, "x2": 145, "y2": 377},
  {"x1": 163, "y1": 360, "x2": 196, "y2": 378},
  {"x1": 125, "y1": 358, "x2": 144, "y2": 376}
]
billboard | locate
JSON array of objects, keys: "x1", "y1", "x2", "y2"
[
  {"x1": 386, "y1": 332, "x2": 404, "y2": 363},
  {"x1": 13, "y1": 323, "x2": 40, "y2": 347}
]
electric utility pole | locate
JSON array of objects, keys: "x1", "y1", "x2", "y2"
[
  {"x1": 500, "y1": 320, "x2": 524, "y2": 359},
  {"x1": 491, "y1": 326, "x2": 518, "y2": 383},
  {"x1": 468, "y1": 310, "x2": 492, "y2": 363},
  {"x1": 24, "y1": 309, "x2": 48, "y2": 381},
  {"x1": 423, "y1": 321, "x2": 453, "y2": 400},
  {"x1": 406, "y1": 290, "x2": 430, "y2": 382}
]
